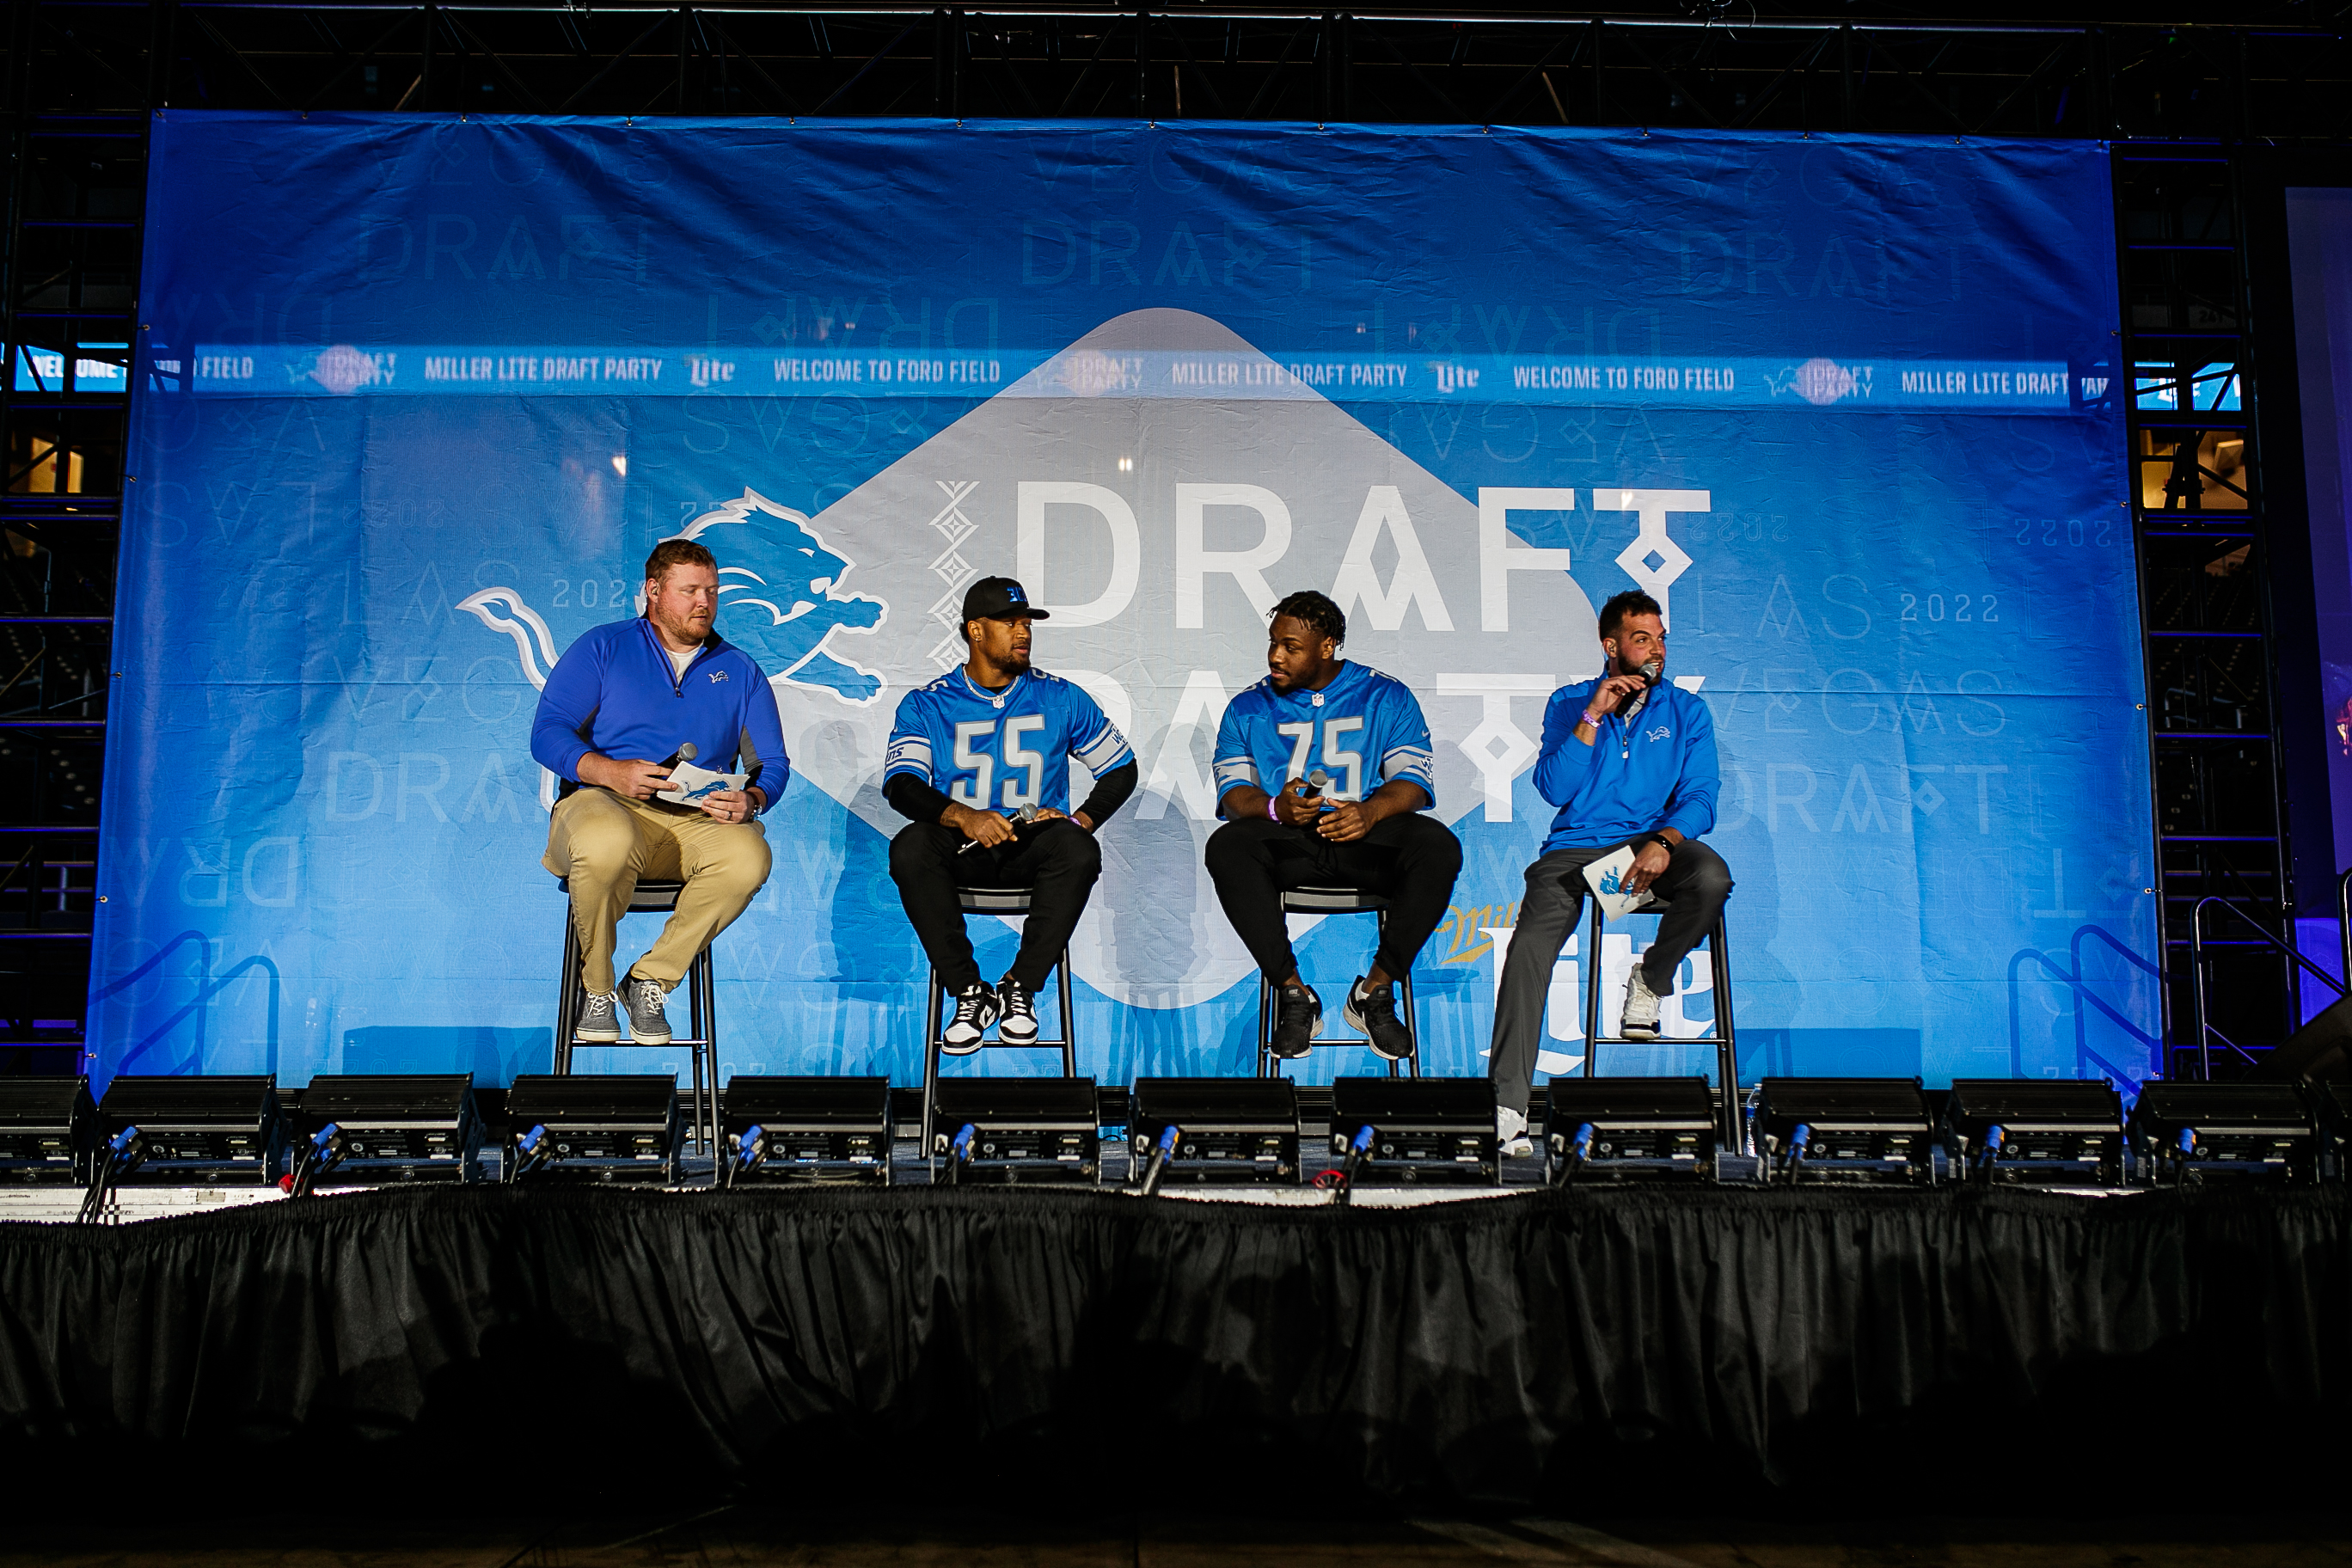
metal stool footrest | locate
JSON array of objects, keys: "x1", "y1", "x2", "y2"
[
  {"x1": 1578, "y1": 894, "x2": 1739, "y2": 1147},
  {"x1": 922, "y1": 885, "x2": 1081, "y2": 1158},
  {"x1": 552, "y1": 877, "x2": 719, "y2": 1168},
  {"x1": 1255, "y1": 886, "x2": 1422, "y2": 1081}
]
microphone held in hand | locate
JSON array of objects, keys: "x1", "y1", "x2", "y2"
[
  {"x1": 1639, "y1": 658, "x2": 1663, "y2": 686},
  {"x1": 958, "y1": 803, "x2": 1040, "y2": 853},
  {"x1": 1299, "y1": 769, "x2": 1331, "y2": 800}
]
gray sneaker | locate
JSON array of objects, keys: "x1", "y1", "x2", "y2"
[
  {"x1": 622, "y1": 976, "x2": 672, "y2": 1044},
  {"x1": 574, "y1": 987, "x2": 621, "y2": 1043}
]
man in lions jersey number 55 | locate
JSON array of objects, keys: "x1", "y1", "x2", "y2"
[{"x1": 884, "y1": 577, "x2": 1138, "y2": 1051}]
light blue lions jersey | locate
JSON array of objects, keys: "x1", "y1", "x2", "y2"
[
  {"x1": 885, "y1": 667, "x2": 1133, "y2": 814},
  {"x1": 1213, "y1": 662, "x2": 1436, "y2": 812}
]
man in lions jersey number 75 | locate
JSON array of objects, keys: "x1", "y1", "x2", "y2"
[
  {"x1": 884, "y1": 577, "x2": 1138, "y2": 1050},
  {"x1": 1207, "y1": 590, "x2": 1462, "y2": 1062}
]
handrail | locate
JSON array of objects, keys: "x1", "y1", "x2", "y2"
[
  {"x1": 2337, "y1": 867, "x2": 2352, "y2": 1009},
  {"x1": 2189, "y1": 894, "x2": 2348, "y2": 1081}
]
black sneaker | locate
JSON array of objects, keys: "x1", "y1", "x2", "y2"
[
  {"x1": 997, "y1": 977, "x2": 1039, "y2": 1045},
  {"x1": 1344, "y1": 975, "x2": 1415, "y2": 1062},
  {"x1": 574, "y1": 987, "x2": 621, "y2": 1043},
  {"x1": 942, "y1": 983, "x2": 998, "y2": 1054},
  {"x1": 622, "y1": 976, "x2": 671, "y2": 1045},
  {"x1": 1271, "y1": 980, "x2": 1322, "y2": 1058}
]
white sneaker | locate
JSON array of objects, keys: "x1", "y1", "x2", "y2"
[
  {"x1": 1621, "y1": 961, "x2": 1662, "y2": 1040},
  {"x1": 1497, "y1": 1106, "x2": 1534, "y2": 1159}
]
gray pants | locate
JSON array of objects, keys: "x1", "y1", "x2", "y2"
[{"x1": 1488, "y1": 839, "x2": 1734, "y2": 1117}]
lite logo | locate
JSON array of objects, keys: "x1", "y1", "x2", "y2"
[
  {"x1": 708, "y1": 670, "x2": 730, "y2": 683},
  {"x1": 1645, "y1": 725, "x2": 1672, "y2": 742}
]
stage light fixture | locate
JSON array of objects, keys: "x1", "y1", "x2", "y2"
[
  {"x1": 292, "y1": 1075, "x2": 486, "y2": 1184},
  {"x1": 1128, "y1": 1077, "x2": 1302, "y2": 1186},
  {"x1": 95, "y1": 1075, "x2": 287, "y2": 1185},
  {"x1": 1327, "y1": 1077, "x2": 1498, "y2": 1187},
  {"x1": 1754, "y1": 1078, "x2": 1934, "y2": 1185},
  {"x1": 719, "y1": 1075, "x2": 892, "y2": 1185},
  {"x1": 928, "y1": 1077, "x2": 1100, "y2": 1185},
  {"x1": 1541, "y1": 1077, "x2": 1718, "y2": 1185},
  {"x1": 505, "y1": 1075, "x2": 681, "y2": 1185},
  {"x1": 2128, "y1": 1082, "x2": 2316, "y2": 1185},
  {"x1": 0, "y1": 1077, "x2": 96, "y2": 1184},
  {"x1": 1943, "y1": 1079, "x2": 2124, "y2": 1186}
]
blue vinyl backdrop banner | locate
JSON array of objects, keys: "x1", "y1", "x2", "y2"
[{"x1": 93, "y1": 112, "x2": 2156, "y2": 1093}]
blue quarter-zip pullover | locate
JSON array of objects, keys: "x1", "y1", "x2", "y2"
[
  {"x1": 1534, "y1": 677, "x2": 1718, "y2": 852},
  {"x1": 530, "y1": 617, "x2": 792, "y2": 803}
]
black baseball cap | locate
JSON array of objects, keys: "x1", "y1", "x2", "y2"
[{"x1": 962, "y1": 576, "x2": 1050, "y2": 622}]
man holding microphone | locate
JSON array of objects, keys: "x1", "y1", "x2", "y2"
[
  {"x1": 1486, "y1": 590, "x2": 1732, "y2": 1157},
  {"x1": 531, "y1": 538, "x2": 787, "y2": 1050}
]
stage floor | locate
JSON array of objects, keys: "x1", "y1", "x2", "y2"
[{"x1": 0, "y1": 1136, "x2": 2145, "y2": 1222}]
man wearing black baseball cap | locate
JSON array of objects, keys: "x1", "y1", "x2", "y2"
[{"x1": 881, "y1": 577, "x2": 1139, "y2": 1050}]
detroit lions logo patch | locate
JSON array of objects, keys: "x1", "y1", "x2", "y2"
[
  {"x1": 708, "y1": 670, "x2": 730, "y2": 683},
  {"x1": 1645, "y1": 726, "x2": 1672, "y2": 742}
]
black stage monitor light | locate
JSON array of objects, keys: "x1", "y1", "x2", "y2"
[
  {"x1": 0, "y1": 1077, "x2": 96, "y2": 1184},
  {"x1": 928, "y1": 1077, "x2": 1100, "y2": 1184},
  {"x1": 2257, "y1": 993, "x2": 2352, "y2": 1087},
  {"x1": 2318, "y1": 1084, "x2": 2352, "y2": 1183},
  {"x1": 2128, "y1": 1081, "x2": 2316, "y2": 1185},
  {"x1": 505, "y1": 1074, "x2": 680, "y2": 1185},
  {"x1": 1130, "y1": 1078, "x2": 1302, "y2": 1185},
  {"x1": 296, "y1": 1075, "x2": 485, "y2": 1183},
  {"x1": 1754, "y1": 1078, "x2": 1933, "y2": 1185},
  {"x1": 95, "y1": 1075, "x2": 286, "y2": 1184},
  {"x1": 720, "y1": 1075, "x2": 892, "y2": 1185},
  {"x1": 1542, "y1": 1077, "x2": 1717, "y2": 1185},
  {"x1": 1329, "y1": 1077, "x2": 1499, "y2": 1186},
  {"x1": 1943, "y1": 1079, "x2": 2123, "y2": 1187}
]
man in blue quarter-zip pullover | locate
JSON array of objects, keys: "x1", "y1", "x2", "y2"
[
  {"x1": 1207, "y1": 590, "x2": 1461, "y2": 1063},
  {"x1": 531, "y1": 537, "x2": 789, "y2": 1049},
  {"x1": 1486, "y1": 589, "x2": 1732, "y2": 1157}
]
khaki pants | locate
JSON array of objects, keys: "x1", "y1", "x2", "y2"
[{"x1": 543, "y1": 787, "x2": 773, "y2": 995}]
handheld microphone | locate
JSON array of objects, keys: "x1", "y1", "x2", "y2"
[
  {"x1": 658, "y1": 740, "x2": 699, "y2": 770},
  {"x1": 1299, "y1": 768, "x2": 1330, "y2": 799},
  {"x1": 1639, "y1": 658, "x2": 1663, "y2": 686},
  {"x1": 958, "y1": 803, "x2": 1039, "y2": 853}
]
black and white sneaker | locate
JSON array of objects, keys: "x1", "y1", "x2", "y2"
[
  {"x1": 942, "y1": 983, "x2": 999, "y2": 1054},
  {"x1": 574, "y1": 987, "x2": 621, "y2": 1043},
  {"x1": 1498, "y1": 1106, "x2": 1534, "y2": 1160},
  {"x1": 1270, "y1": 980, "x2": 1322, "y2": 1059},
  {"x1": 1344, "y1": 975, "x2": 1416, "y2": 1062},
  {"x1": 1620, "y1": 963, "x2": 1662, "y2": 1041},
  {"x1": 997, "y1": 977, "x2": 1039, "y2": 1045},
  {"x1": 622, "y1": 976, "x2": 671, "y2": 1044}
]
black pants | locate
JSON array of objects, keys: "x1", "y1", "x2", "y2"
[
  {"x1": 1204, "y1": 812, "x2": 1463, "y2": 984},
  {"x1": 1487, "y1": 838, "x2": 1734, "y2": 1117},
  {"x1": 889, "y1": 820, "x2": 1102, "y2": 993}
]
